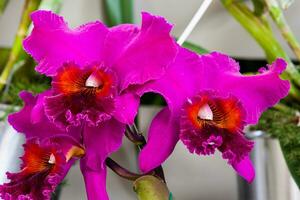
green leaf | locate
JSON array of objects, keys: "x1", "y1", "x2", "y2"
[
  {"x1": 182, "y1": 41, "x2": 209, "y2": 54},
  {"x1": 102, "y1": 0, "x2": 134, "y2": 27},
  {"x1": 253, "y1": 109, "x2": 300, "y2": 188},
  {"x1": 0, "y1": 47, "x2": 10, "y2": 70},
  {"x1": 251, "y1": 0, "x2": 266, "y2": 16},
  {"x1": 0, "y1": 0, "x2": 9, "y2": 14},
  {"x1": 120, "y1": 0, "x2": 134, "y2": 23}
]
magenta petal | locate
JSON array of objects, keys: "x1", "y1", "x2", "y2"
[
  {"x1": 23, "y1": 10, "x2": 109, "y2": 76},
  {"x1": 103, "y1": 24, "x2": 139, "y2": 66},
  {"x1": 136, "y1": 47, "x2": 200, "y2": 112},
  {"x1": 112, "y1": 92, "x2": 140, "y2": 124},
  {"x1": 232, "y1": 156, "x2": 255, "y2": 183},
  {"x1": 80, "y1": 167, "x2": 108, "y2": 200},
  {"x1": 139, "y1": 108, "x2": 179, "y2": 173},
  {"x1": 82, "y1": 119, "x2": 125, "y2": 171},
  {"x1": 201, "y1": 53, "x2": 290, "y2": 124},
  {"x1": 113, "y1": 12, "x2": 177, "y2": 91},
  {"x1": 8, "y1": 91, "x2": 81, "y2": 141}
]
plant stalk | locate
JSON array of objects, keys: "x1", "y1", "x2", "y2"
[
  {"x1": 0, "y1": 0, "x2": 41, "y2": 91},
  {"x1": 125, "y1": 125, "x2": 166, "y2": 182},
  {"x1": 265, "y1": 0, "x2": 300, "y2": 61},
  {"x1": 221, "y1": 0, "x2": 300, "y2": 99},
  {"x1": 105, "y1": 157, "x2": 143, "y2": 181}
]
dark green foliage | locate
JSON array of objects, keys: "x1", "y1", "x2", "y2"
[
  {"x1": 0, "y1": 58, "x2": 50, "y2": 106},
  {"x1": 182, "y1": 41, "x2": 209, "y2": 55},
  {"x1": 254, "y1": 109, "x2": 300, "y2": 188},
  {"x1": 251, "y1": 0, "x2": 266, "y2": 16},
  {"x1": 102, "y1": 0, "x2": 134, "y2": 27},
  {"x1": 0, "y1": 47, "x2": 10, "y2": 70}
]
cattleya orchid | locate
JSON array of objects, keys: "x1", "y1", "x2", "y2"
[
  {"x1": 137, "y1": 49, "x2": 290, "y2": 182},
  {"x1": 3, "y1": 10, "x2": 177, "y2": 200},
  {"x1": 0, "y1": 8, "x2": 290, "y2": 200}
]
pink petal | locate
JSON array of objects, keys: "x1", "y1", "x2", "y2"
[
  {"x1": 8, "y1": 91, "x2": 81, "y2": 141},
  {"x1": 139, "y1": 108, "x2": 179, "y2": 173},
  {"x1": 103, "y1": 24, "x2": 139, "y2": 66},
  {"x1": 80, "y1": 167, "x2": 108, "y2": 200},
  {"x1": 200, "y1": 53, "x2": 290, "y2": 124},
  {"x1": 82, "y1": 119, "x2": 125, "y2": 171},
  {"x1": 23, "y1": 10, "x2": 109, "y2": 76},
  {"x1": 232, "y1": 156, "x2": 255, "y2": 183},
  {"x1": 113, "y1": 12, "x2": 177, "y2": 91},
  {"x1": 112, "y1": 92, "x2": 140, "y2": 124},
  {"x1": 136, "y1": 47, "x2": 200, "y2": 112}
]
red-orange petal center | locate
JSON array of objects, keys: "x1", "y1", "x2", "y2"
[{"x1": 186, "y1": 93, "x2": 245, "y2": 133}]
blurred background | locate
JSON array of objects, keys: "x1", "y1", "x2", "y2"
[{"x1": 1, "y1": 0, "x2": 300, "y2": 199}]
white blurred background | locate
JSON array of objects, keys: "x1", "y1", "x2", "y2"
[{"x1": 1, "y1": 0, "x2": 300, "y2": 199}]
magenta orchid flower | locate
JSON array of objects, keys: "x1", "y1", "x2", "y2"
[
  {"x1": 5, "y1": 10, "x2": 177, "y2": 200},
  {"x1": 0, "y1": 136, "x2": 84, "y2": 200},
  {"x1": 137, "y1": 48, "x2": 290, "y2": 182},
  {"x1": 1, "y1": 91, "x2": 84, "y2": 200}
]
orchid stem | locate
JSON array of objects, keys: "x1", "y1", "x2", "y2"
[
  {"x1": 0, "y1": 0, "x2": 41, "y2": 92},
  {"x1": 125, "y1": 125, "x2": 146, "y2": 149},
  {"x1": 125, "y1": 124, "x2": 166, "y2": 182},
  {"x1": 265, "y1": 0, "x2": 300, "y2": 61},
  {"x1": 105, "y1": 157, "x2": 143, "y2": 181}
]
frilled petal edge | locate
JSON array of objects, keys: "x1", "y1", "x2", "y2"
[{"x1": 23, "y1": 10, "x2": 109, "y2": 76}]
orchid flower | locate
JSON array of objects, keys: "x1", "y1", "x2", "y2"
[
  {"x1": 137, "y1": 48, "x2": 290, "y2": 182},
  {"x1": 5, "y1": 11, "x2": 177, "y2": 200},
  {"x1": 0, "y1": 92, "x2": 84, "y2": 200},
  {"x1": 0, "y1": 136, "x2": 84, "y2": 200}
]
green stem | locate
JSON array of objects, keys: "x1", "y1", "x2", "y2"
[
  {"x1": 221, "y1": 0, "x2": 300, "y2": 98},
  {"x1": 265, "y1": 0, "x2": 300, "y2": 61},
  {"x1": 0, "y1": 0, "x2": 41, "y2": 91},
  {"x1": 0, "y1": 0, "x2": 9, "y2": 14}
]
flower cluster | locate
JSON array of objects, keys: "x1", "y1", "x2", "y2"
[{"x1": 0, "y1": 10, "x2": 289, "y2": 200}]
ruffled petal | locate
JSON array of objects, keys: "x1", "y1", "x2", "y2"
[
  {"x1": 136, "y1": 47, "x2": 200, "y2": 112},
  {"x1": 80, "y1": 165, "x2": 108, "y2": 200},
  {"x1": 23, "y1": 10, "x2": 109, "y2": 76},
  {"x1": 112, "y1": 92, "x2": 140, "y2": 124},
  {"x1": 8, "y1": 91, "x2": 81, "y2": 141},
  {"x1": 232, "y1": 156, "x2": 255, "y2": 183},
  {"x1": 200, "y1": 52, "x2": 290, "y2": 124},
  {"x1": 139, "y1": 108, "x2": 179, "y2": 173},
  {"x1": 113, "y1": 12, "x2": 177, "y2": 91},
  {"x1": 103, "y1": 24, "x2": 139, "y2": 66},
  {"x1": 82, "y1": 119, "x2": 125, "y2": 171}
]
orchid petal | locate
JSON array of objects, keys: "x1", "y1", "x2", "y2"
[
  {"x1": 103, "y1": 24, "x2": 139, "y2": 66},
  {"x1": 8, "y1": 91, "x2": 81, "y2": 141},
  {"x1": 200, "y1": 52, "x2": 290, "y2": 124},
  {"x1": 113, "y1": 12, "x2": 177, "y2": 91},
  {"x1": 80, "y1": 167, "x2": 108, "y2": 200},
  {"x1": 112, "y1": 92, "x2": 140, "y2": 124},
  {"x1": 82, "y1": 119, "x2": 125, "y2": 171},
  {"x1": 232, "y1": 156, "x2": 255, "y2": 183},
  {"x1": 23, "y1": 10, "x2": 109, "y2": 76},
  {"x1": 139, "y1": 108, "x2": 179, "y2": 173},
  {"x1": 136, "y1": 47, "x2": 200, "y2": 112}
]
